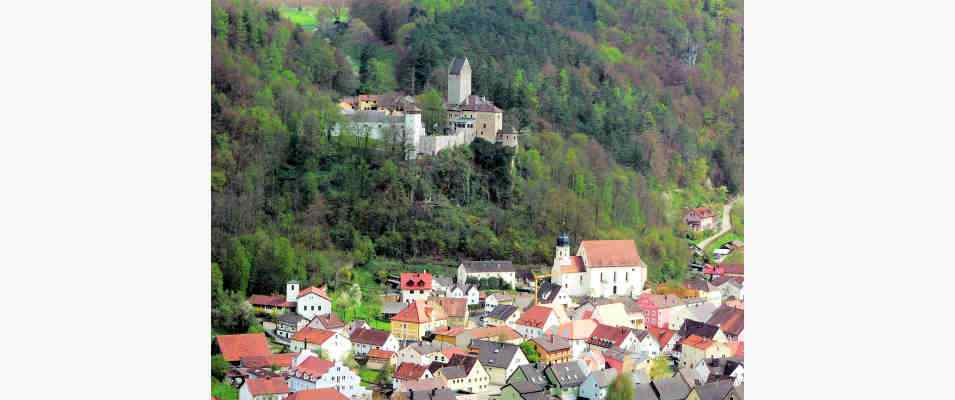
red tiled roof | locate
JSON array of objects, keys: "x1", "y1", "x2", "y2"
[
  {"x1": 350, "y1": 328, "x2": 392, "y2": 346},
  {"x1": 216, "y1": 333, "x2": 271, "y2": 362},
  {"x1": 580, "y1": 240, "x2": 642, "y2": 268},
  {"x1": 298, "y1": 286, "x2": 330, "y2": 300},
  {"x1": 680, "y1": 335, "x2": 715, "y2": 351},
  {"x1": 392, "y1": 301, "x2": 445, "y2": 323},
  {"x1": 516, "y1": 305, "x2": 554, "y2": 329},
  {"x1": 685, "y1": 207, "x2": 715, "y2": 220},
  {"x1": 368, "y1": 349, "x2": 395, "y2": 360},
  {"x1": 248, "y1": 294, "x2": 295, "y2": 308},
  {"x1": 433, "y1": 326, "x2": 467, "y2": 337},
  {"x1": 552, "y1": 319, "x2": 598, "y2": 340},
  {"x1": 588, "y1": 324, "x2": 634, "y2": 348},
  {"x1": 647, "y1": 326, "x2": 677, "y2": 347},
  {"x1": 719, "y1": 263, "x2": 744, "y2": 275},
  {"x1": 560, "y1": 256, "x2": 586, "y2": 273},
  {"x1": 400, "y1": 272, "x2": 433, "y2": 290},
  {"x1": 287, "y1": 388, "x2": 350, "y2": 400},
  {"x1": 707, "y1": 306, "x2": 744, "y2": 337},
  {"x1": 246, "y1": 377, "x2": 289, "y2": 396},
  {"x1": 395, "y1": 362, "x2": 430, "y2": 380},
  {"x1": 241, "y1": 353, "x2": 296, "y2": 369},
  {"x1": 442, "y1": 347, "x2": 468, "y2": 359},
  {"x1": 292, "y1": 327, "x2": 337, "y2": 345},
  {"x1": 432, "y1": 298, "x2": 467, "y2": 318},
  {"x1": 293, "y1": 356, "x2": 334, "y2": 378},
  {"x1": 313, "y1": 313, "x2": 345, "y2": 329}
]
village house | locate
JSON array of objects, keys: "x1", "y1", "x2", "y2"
[
  {"x1": 433, "y1": 353, "x2": 491, "y2": 393},
  {"x1": 485, "y1": 292, "x2": 514, "y2": 312},
  {"x1": 433, "y1": 277, "x2": 454, "y2": 295},
  {"x1": 239, "y1": 353, "x2": 297, "y2": 374},
  {"x1": 602, "y1": 347, "x2": 637, "y2": 374},
  {"x1": 684, "y1": 207, "x2": 717, "y2": 232},
  {"x1": 577, "y1": 350, "x2": 606, "y2": 374},
  {"x1": 679, "y1": 335, "x2": 735, "y2": 368},
  {"x1": 349, "y1": 327, "x2": 399, "y2": 356},
  {"x1": 706, "y1": 305, "x2": 744, "y2": 342},
  {"x1": 500, "y1": 381, "x2": 549, "y2": 400},
  {"x1": 630, "y1": 329, "x2": 661, "y2": 357},
  {"x1": 240, "y1": 377, "x2": 290, "y2": 400},
  {"x1": 290, "y1": 328, "x2": 352, "y2": 362},
  {"x1": 591, "y1": 303, "x2": 633, "y2": 328},
  {"x1": 216, "y1": 333, "x2": 272, "y2": 365},
  {"x1": 429, "y1": 297, "x2": 470, "y2": 328},
  {"x1": 537, "y1": 281, "x2": 571, "y2": 307},
  {"x1": 649, "y1": 376, "x2": 692, "y2": 400},
  {"x1": 391, "y1": 300, "x2": 448, "y2": 343},
  {"x1": 548, "y1": 319, "x2": 598, "y2": 358},
  {"x1": 392, "y1": 388, "x2": 458, "y2": 400},
  {"x1": 531, "y1": 334, "x2": 572, "y2": 364},
  {"x1": 549, "y1": 234, "x2": 647, "y2": 298},
  {"x1": 457, "y1": 260, "x2": 517, "y2": 288},
  {"x1": 507, "y1": 363, "x2": 550, "y2": 387},
  {"x1": 286, "y1": 388, "x2": 350, "y2": 400},
  {"x1": 247, "y1": 282, "x2": 331, "y2": 321},
  {"x1": 647, "y1": 326, "x2": 679, "y2": 354},
  {"x1": 277, "y1": 313, "x2": 310, "y2": 341},
  {"x1": 637, "y1": 293, "x2": 688, "y2": 329},
  {"x1": 446, "y1": 284, "x2": 480, "y2": 306},
  {"x1": 396, "y1": 343, "x2": 446, "y2": 366},
  {"x1": 678, "y1": 320, "x2": 728, "y2": 343},
  {"x1": 484, "y1": 304, "x2": 521, "y2": 328},
  {"x1": 544, "y1": 361, "x2": 588, "y2": 400},
  {"x1": 587, "y1": 324, "x2": 639, "y2": 353},
  {"x1": 709, "y1": 276, "x2": 743, "y2": 301},
  {"x1": 432, "y1": 326, "x2": 468, "y2": 348},
  {"x1": 394, "y1": 362, "x2": 435, "y2": 388},
  {"x1": 288, "y1": 352, "x2": 370, "y2": 400},
  {"x1": 400, "y1": 272, "x2": 434, "y2": 303},
  {"x1": 443, "y1": 325, "x2": 524, "y2": 349},
  {"x1": 701, "y1": 357, "x2": 744, "y2": 387},
  {"x1": 578, "y1": 368, "x2": 617, "y2": 400},
  {"x1": 468, "y1": 340, "x2": 529, "y2": 385},
  {"x1": 308, "y1": 313, "x2": 347, "y2": 335},
  {"x1": 366, "y1": 348, "x2": 395, "y2": 370},
  {"x1": 515, "y1": 305, "x2": 561, "y2": 339}
]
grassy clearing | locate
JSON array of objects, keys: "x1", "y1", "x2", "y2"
[
  {"x1": 279, "y1": 6, "x2": 318, "y2": 30},
  {"x1": 357, "y1": 366, "x2": 381, "y2": 384}
]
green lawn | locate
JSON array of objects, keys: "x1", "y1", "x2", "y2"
[
  {"x1": 212, "y1": 379, "x2": 237, "y2": 400},
  {"x1": 357, "y1": 367, "x2": 381, "y2": 385},
  {"x1": 279, "y1": 6, "x2": 318, "y2": 30}
]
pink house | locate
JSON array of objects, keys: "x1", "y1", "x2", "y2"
[{"x1": 637, "y1": 293, "x2": 683, "y2": 329}]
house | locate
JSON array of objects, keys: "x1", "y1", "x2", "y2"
[
  {"x1": 677, "y1": 320, "x2": 728, "y2": 343},
  {"x1": 349, "y1": 328, "x2": 399, "y2": 356},
  {"x1": 515, "y1": 306, "x2": 561, "y2": 339},
  {"x1": 366, "y1": 349, "x2": 395, "y2": 370},
  {"x1": 485, "y1": 293, "x2": 514, "y2": 312},
  {"x1": 432, "y1": 326, "x2": 468, "y2": 348},
  {"x1": 708, "y1": 277, "x2": 743, "y2": 302},
  {"x1": 458, "y1": 260, "x2": 517, "y2": 288},
  {"x1": 394, "y1": 379, "x2": 450, "y2": 395},
  {"x1": 577, "y1": 349, "x2": 606, "y2": 374},
  {"x1": 637, "y1": 293, "x2": 689, "y2": 330},
  {"x1": 288, "y1": 353, "x2": 370, "y2": 400},
  {"x1": 531, "y1": 334, "x2": 572, "y2": 364},
  {"x1": 248, "y1": 293, "x2": 296, "y2": 314},
  {"x1": 684, "y1": 207, "x2": 716, "y2": 232},
  {"x1": 544, "y1": 361, "x2": 588, "y2": 400},
  {"x1": 650, "y1": 376, "x2": 691, "y2": 400},
  {"x1": 689, "y1": 380, "x2": 735, "y2": 400},
  {"x1": 216, "y1": 333, "x2": 272, "y2": 364},
  {"x1": 549, "y1": 234, "x2": 647, "y2": 298},
  {"x1": 683, "y1": 278, "x2": 722, "y2": 305},
  {"x1": 700, "y1": 358, "x2": 744, "y2": 387},
  {"x1": 500, "y1": 381, "x2": 549, "y2": 400},
  {"x1": 602, "y1": 347, "x2": 636, "y2": 374},
  {"x1": 434, "y1": 353, "x2": 491, "y2": 393},
  {"x1": 579, "y1": 368, "x2": 617, "y2": 400},
  {"x1": 706, "y1": 306, "x2": 744, "y2": 342},
  {"x1": 391, "y1": 300, "x2": 448, "y2": 343},
  {"x1": 588, "y1": 324, "x2": 639, "y2": 352},
  {"x1": 647, "y1": 326, "x2": 679, "y2": 354},
  {"x1": 537, "y1": 280, "x2": 571, "y2": 307},
  {"x1": 468, "y1": 339, "x2": 529, "y2": 385},
  {"x1": 285, "y1": 282, "x2": 333, "y2": 321},
  {"x1": 630, "y1": 329, "x2": 661, "y2": 357},
  {"x1": 447, "y1": 284, "x2": 480, "y2": 306},
  {"x1": 591, "y1": 303, "x2": 633, "y2": 328},
  {"x1": 277, "y1": 313, "x2": 310, "y2": 340},
  {"x1": 548, "y1": 319, "x2": 598, "y2": 358},
  {"x1": 396, "y1": 343, "x2": 446, "y2": 366},
  {"x1": 309, "y1": 313, "x2": 347, "y2": 334},
  {"x1": 507, "y1": 363, "x2": 550, "y2": 387},
  {"x1": 429, "y1": 297, "x2": 470, "y2": 328},
  {"x1": 457, "y1": 325, "x2": 524, "y2": 348},
  {"x1": 286, "y1": 388, "x2": 349, "y2": 400},
  {"x1": 679, "y1": 335, "x2": 735, "y2": 367},
  {"x1": 345, "y1": 320, "x2": 371, "y2": 337},
  {"x1": 240, "y1": 377, "x2": 290, "y2": 400},
  {"x1": 400, "y1": 272, "x2": 434, "y2": 303},
  {"x1": 394, "y1": 362, "x2": 434, "y2": 388},
  {"x1": 392, "y1": 388, "x2": 458, "y2": 400},
  {"x1": 290, "y1": 328, "x2": 352, "y2": 362},
  {"x1": 485, "y1": 305, "x2": 521, "y2": 328}
]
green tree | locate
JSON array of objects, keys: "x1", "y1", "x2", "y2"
[
  {"x1": 649, "y1": 355, "x2": 673, "y2": 380},
  {"x1": 212, "y1": 262, "x2": 225, "y2": 307},
  {"x1": 418, "y1": 87, "x2": 447, "y2": 132},
  {"x1": 520, "y1": 340, "x2": 540, "y2": 363},
  {"x1": 211, "y1": 354, "x2": 230, "y2": 380},
  {"x1": 606, "y1": 372, "x2": 635, "y2": 400}
]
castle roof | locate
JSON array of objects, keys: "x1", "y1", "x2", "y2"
[{"x1": 450, "y1": 57, "x2": 469, "y2": 75}]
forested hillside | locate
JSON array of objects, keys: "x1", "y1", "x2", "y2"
[{"x1": 211, "y1": 0, "x2": 743, "y2": 333}]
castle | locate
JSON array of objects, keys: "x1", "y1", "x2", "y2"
[{"x1": 335, "y1": 57, "x2": 518, "y2": 159}]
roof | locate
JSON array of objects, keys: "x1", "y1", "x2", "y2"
[
  {"x1": 720, "y1": 263, "x2": 744, "y2": 275},
  {"x1": 678, "y1": 319, "x2": 722, "y2": 341},
  {"x1": 400, "y1": 272, "x2": 433, "y2": 290},
  {"x1": 707, "y1": 305, "x2": 744, "y2": 336},
  {"x1": 291, "y1": 356, "x2": 333, "y2": 380},
  {"x1": 589, "y1": 368, "x2": 618, "y2": 388},
  {"x1": 398, "y1": 388, "x2": 457, "y2": 400},
  {"x1": 216, "y1": 333, "x2": 271, "y2": 362},
  {"x1": 695, "y1": 380, "x2": 734, "y2": 400},
  {"x1": 298, "y1": 286, "x2": 330, "y2": 300},
  {"x1": 433, "y1": 277, "x2": 453, "y2": 288},
  {"x1": 559, "y1": 256, "x2": 586, "y2": 273},
  {"x1": 683, "y1": 278, "x2": 712, "y2": 292},
  {"x1": 461, "y1": 260, "x2": 515, "y2": 273},
  {"x1": 292, "y1": 328, "x2": 337, "y2": 345},
  {"x1": 469, "y1": 340, "x2": 522, "y2": 369},
  {"x1": 245, "y1": 377, "x2": 289, "y2": 396},
  {"x1": 277, "y1": 312, "x2": 307, "y2": 325},
  {"x1": 537, "y1": 281, "x2": 563, "y2": 303},
  {"x1": 406, "y1": 342, "x2": 444, "y2": 356},
  {"x1": 395, "y1": 362, "x2": 431, "y2": 380},
  {"x1": 488, "y1": 292, "x2": 513, "y2": 302},
  {"x1": 432, "y1": 297, "x2": 468, "y2": 318},
  {"x1": 711, "y1": 275, "x2": 744, "y2": 287},
  {"x1": 546, "y1": 361, "x2": 586, "y2": 387},
  {"x1": 449, "y1": 57, "x2": 469, "y2": 75},
  {"x1": 286, "y1": 388, "x2": 349, "y2": 400},
  {"x1": 368, "y1": 348, "x2": 394, "y2": 360},
  {"x1": 448, "y1": 95, "x2": 503, "y2": 113},
  {"x1": 515, "y1": 363, "x2": 549, "y2": 386},
  {"x1": 393, "y1": 301, "x2": 446, "y2": 323},
  {"x1": 508, "y1": 381, "x2": 545, "y2": 394},
  {"x1": 593, "y1": 303, "x2": 631, "y2": 325},
  {"x1": 551, "y1": 319, "x2": 598, "y2": 340},
  {"x1": 438, "y1": 365, "x2": 466, "y2": 379},
  {"x1": 312, "y1": 313, "x2": 345, "y2": 330},
  {"x1": 647, "y1": 326, "x2": 677, "y2": 347},
  {"x1": 579, "y1": 240, "x2": 641, "y2": 268},
  {"x1": 685, "y1": 207, "x2": 715, "y2": 221},
  {"x1": 240, "y1": 353, "x2": 296, "y2": 369},
  {"x1": 446, "y1": 353, "x2": 480, "y2": 374},
  {"x1": 486, "y1": 304, "x2": 519, "y2": 321},
  {"x1": 350, "y1": 328, "x2": 391, "y2": 346},
  {"x1": 249, "y1": 294, "x2": 295, "y2": 308},
  {"x1": 651, "y1": 376, "x2": 691, "y2": 400},
  {"x1": 442, "y1": 347, "x2": 468, "y2": 359},
  {"x1": 467, "y1": 325, "x2": 523, "y2": 341},
  {"x1": 634, "y1": 384, "x2": 659, "y2": 400},
  {"x1": 681, "y1": 335, "x2": 716, "y2": 351},
  {"x1": 433, "y1": 326, "x2": 467, "y2": 337},
  {"x1": 382, "y1": 301, "x2": 407, "y2": 315},
  {"x1": 516, "y1": 305, "x2": 555, "y2": 328},
  {"x1": 532, "y1": 334, "x2": 571, "y2": 352},
  {"x1": 589, "y1": 324, "x2": 635, "y2": 348}
]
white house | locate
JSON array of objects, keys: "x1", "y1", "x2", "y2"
[
  {"x1": 240, "y1": 377, "x2": 290, "y2": 400},
  {"x1": 400, "y1": 272, "x2": 433, "y2": 303},
  {"x1": 349, "y1": 328, "x2": 399, "y2": 357},
  {"x1": 549, "y1": 234, "x2": 647, "y2": 298},
  {"x1": 394, "y1": 343, "x2": 445, "y2": 366},
  {"x1": 290, "y1": 328, "x2": 352, "y2": 362},
  {"x1": 288, "y1": 353, "x2": 370, "y2": 400},
  {"x1": 447, "y1": 284, "x2": 480, "y2": 306},
  {"x1": 515, "y1": 305, "x2": 560, "y2": 339},
  {"x1": 285, "y1": 281, "x2": 333, "y2": 321},
  {"x1": 276, "y1": 312, "x2": 309, "y2": 341},
  {"x1": 469, "y1": 340, "x2": 529, "y2": 385},
  {"x1": 457, "y1": 260, "x2": 517, "y2": 288},
  {"x1": 484, "y1": 293, "x2": 513, "y2": 313},
  {"x1": 632, "y1": 330, "x2": 661, "y2": 357},
  {"x1": 537, "y1": 281, "x2": 571, "y2": 307},
  {"x1": 578, "y1": 368, "x2": 617, "y2": 400},
  {"x1": 333, "y1": 107, "x2": 426, "y2": 160}
]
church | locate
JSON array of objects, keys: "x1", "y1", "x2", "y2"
[{"x1": 549, "y1": 234, "x2": 647, "y2": 298}]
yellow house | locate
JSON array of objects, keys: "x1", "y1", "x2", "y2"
[
  {"x1": 390, "y1": 300, "x2": 448, "y2": 342},
  {"x1": 679, "y1": 335, "x2": 735, "y2": 367}
]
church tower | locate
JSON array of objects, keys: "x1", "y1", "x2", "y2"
[
  {"x1": 550, "y1": 233, "x2": 571, "y2": 281},
  {"x1": 448, "y1": 57, "x2": 471, "y2": 105},
  {"x1": 286, "y1": 280, "x2": 299, "y2": 303}
]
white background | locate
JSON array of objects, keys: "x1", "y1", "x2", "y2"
[{"x1": 2, "y1": 0, "x2": 955, "y2": 398}]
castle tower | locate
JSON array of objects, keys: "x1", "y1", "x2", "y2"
[
  {"x1": 448, "y1": 57, "x2": 471, "y2": 105},
  {"x1": 286, "y1": 280, "x2": 300, "y2": 303}
]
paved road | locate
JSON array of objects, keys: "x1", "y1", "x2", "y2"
[{"x1": 697, "y1": 197, "x2": 739, "y2": 251}]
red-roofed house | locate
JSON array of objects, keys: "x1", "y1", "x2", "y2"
[
  {"x1": 647, "y1": 325, "x2": 679, "y2": 354},
  {"x1": 290, "y1": 328, "x2": 352, "y2": 362},
  {"x1": 393, "y1": 362, "x2": 434, "y2": 388},
  {"x1": 288, "y1": 354, "x2": 370, "y2": 400},
  {"x1": 216, "y1": 333, "x2": 271, "y2": 363},
  {"x1": 400, "y1": 272, "x2": 433, "y2": 303},
  {"x1": 390, "y1": 300, "x2": 448, "y2": 342},
  {"x1": 248, "y1": 281, "x2": 332, "y2": 321},
  {"x1": 587, "y1": 324, "x2": 639, "y2": 352},
  {"x1": 549, "y1": 234, "x2": 647, "y2": 298},
  {"x1": 515, "y1": 305, "x2": 559, "y2": 338},
  {"x1": 240, "y1": 377, "x2": 290, "y2": 400},
  {"x1": 684, "y1": 207, "x2": 716, "y2": 231},
  {"x1": 366, "y1": 348, "x2": 395, "y2": 370},
  {"x1": 349, "y1": 328, "x2": 399, "y2": 356},
  {"x1": 679, "y1": 335, "x2": 734, "y2": 367},
  {"x1": 287, "y1": 388, "x2": 349, "y2": 400},
  {"x1": 241, "y1": 353, "x2": 297, "y2": 371}
]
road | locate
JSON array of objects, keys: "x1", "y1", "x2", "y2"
[{"x1": 697, "y1": 197, "x2": 739, "y2": 251}]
